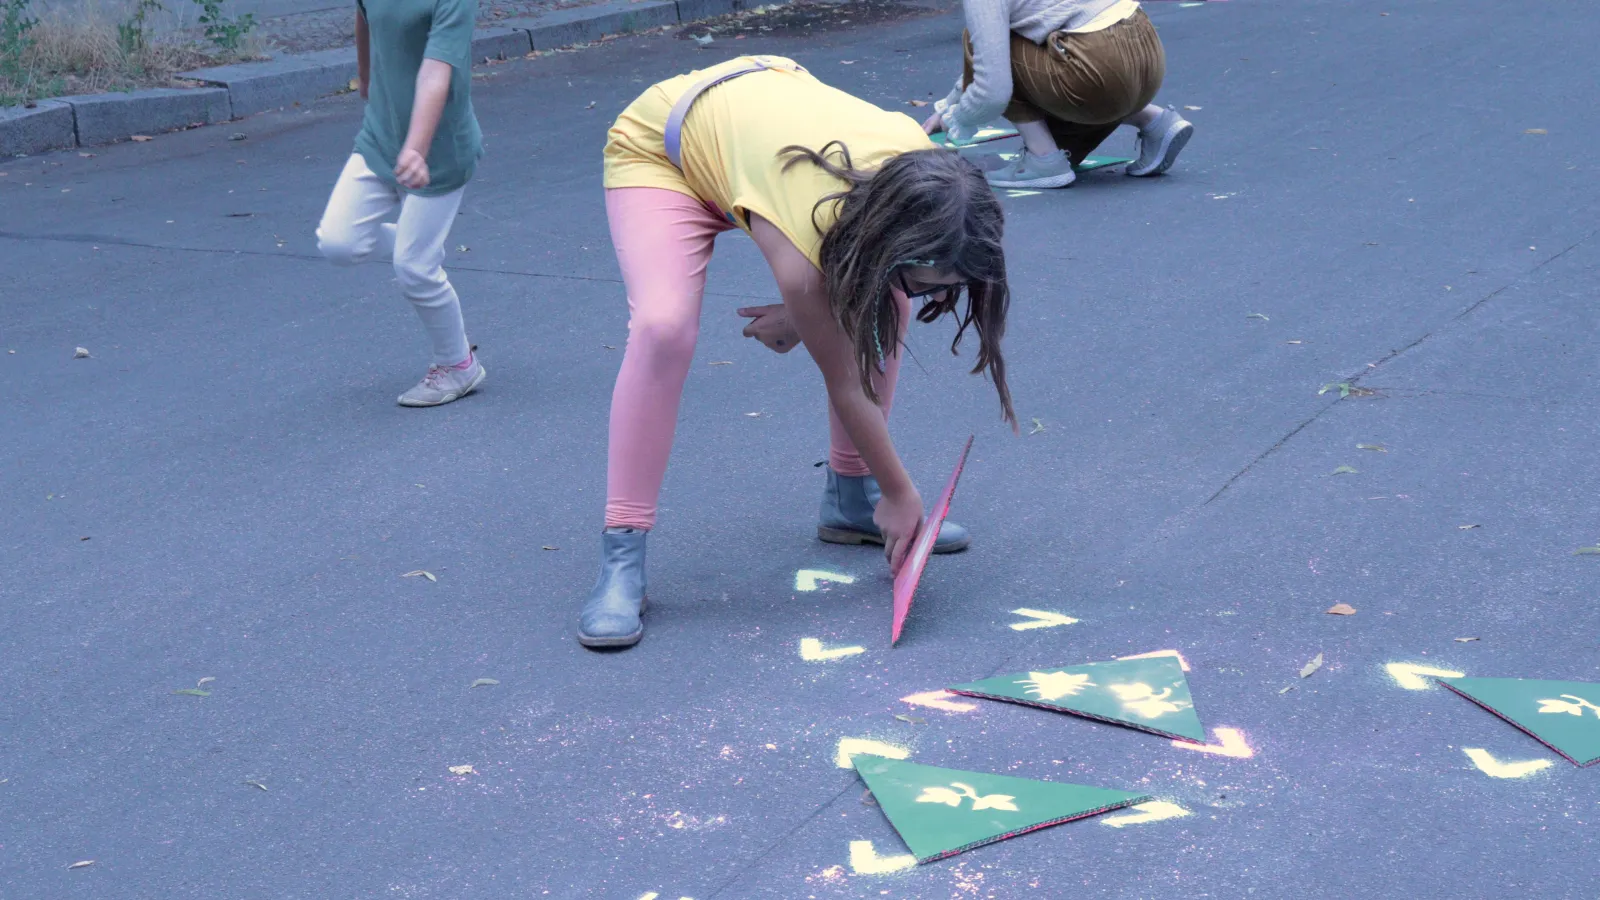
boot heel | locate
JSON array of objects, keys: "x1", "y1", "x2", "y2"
[{"x1": 817, "y1": 525, "x2": 884, "y2": 547}]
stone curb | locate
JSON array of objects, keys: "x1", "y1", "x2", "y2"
[{"x1": 0, "y1": 0, "x2": 785, "y2": 157}]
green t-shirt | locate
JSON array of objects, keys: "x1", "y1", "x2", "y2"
[{"x1": 354, "y1": 0, "x2": 483, "y2": 196}]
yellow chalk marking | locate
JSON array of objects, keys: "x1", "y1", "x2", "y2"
[
  {"x1": 900, "y1": 690, "x2": 977, "y2": 713},
  {"x1": 1171, "y1": 727, "x2": 1254, "y2": 759},
  {"x1": 1102, "y1": 800, "x2": 1192, "y2": 828},
  {"x1": 1008, "y1": 608, "x2": 1080, "y2": 631},
  {"x1": 1385, "y1": 662, "x2": 1465, "y2": 690},
  {"x1": 800, "y1": 638, "x2": 865, "y2": 662},
  {"x1": 1463, "y1": 748, "x2": 1553, "y2": 779},
  {"x1": 835, "y1": 738, "x2": 910, "y2": 769},
  {"x1": 1118, "y1": 649, "x2": 1192, "y2": 672},
  {"x1": 848, "y1": 840, "x2": 916, "y2": 874},
  {"x1": 795, "y1": 569, "x2": 855, "y2": 592}
]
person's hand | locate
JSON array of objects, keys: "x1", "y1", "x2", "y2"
[
  {"x1": 875, "y1": 484, "x2": 925, "y2": 575},
  {"x1": 922, "y1": 111, "x2": 944, "y2": 135},
  {"x1": 394, "y1": 148, "x2": 430, "y2": 190},
  {"x1": 737, "y1": 304, "x2": 802, "y2": 353}
]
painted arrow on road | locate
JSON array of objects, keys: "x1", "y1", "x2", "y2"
[
  {"x1": 1385, "y1": 662, "x2": 1466, "y2": 690},
  {"x1": 800, "y1": 638, "x2": 865, "y2": 662},
  {"x1": 795, "y1": 569, "x2": 855, "y2": 592},
  {"x1": 1008, "y1": 608, "x2": 1080, "y2": 631},
  {"x1": 900, "y1": 690, "x2": 977, "y2": 713},
  {"x1": 1102, "y1": 800, "x2": 1192, "y2": 828},
  {"x1": 848, "y1": 840, "x2": 916, "y2": 874},
  {"x1": 1171, "y1": 727, "x2": 1254, "y2": 758},
  {"x1": 835, "y1": 737, "x2": 910, "y2": 769},
  {"x1": 1463, "y1": 748, "x2": 1553, "y2": 779}
]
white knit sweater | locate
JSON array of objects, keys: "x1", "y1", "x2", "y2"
[{"x1": 940, "y1": 0, "x2": 1139, "y2": 142}]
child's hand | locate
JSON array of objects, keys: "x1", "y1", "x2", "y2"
[
  {"x1": 875, "y1": 486, "x2": 925, "y2": 575},
  {"x1": 394, "y1": 148, "x2": 430, "y2": 190},
  {"x1": 921, "y1": 111, "x2": 944, "y2": 135},
  {"x1": 737, "y1": 304, "x2": 802, "y2": 353}
]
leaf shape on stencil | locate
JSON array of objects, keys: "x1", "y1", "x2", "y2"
[
  {"x1": 915, "y1": 786, "x2": 963, "y2": 807},
  {"x1": 1019, "y1": 671, "x2": 1095, "y2": 701}
]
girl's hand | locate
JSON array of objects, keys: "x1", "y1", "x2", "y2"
[
  {"x1": 921, "y1": 111, "x2": 944, "y2": 135},
  {"x1": 874, "y1": 484, "x2": 925, "y2": 575},
  {"x1": 395, "y1": 148, "x2": 430, "y2": 190},
  {"x1": 737, "y1": 304, "x2": 802, "y2": 353}
]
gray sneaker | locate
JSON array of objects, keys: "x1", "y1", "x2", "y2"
[
  {"x1": 1127, "y1": 109, "x2": 1193, "y2": 177},
  {"x1": 986, "y1": 149, "x2": 1076, "y2": 189},
  {"x1": 397, "y1": 358, "x2": 486, "y2": 407}
]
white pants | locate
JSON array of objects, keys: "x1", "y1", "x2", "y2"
[{"x1": 316, "y1": 153, "x2": 471, "y2": 366}]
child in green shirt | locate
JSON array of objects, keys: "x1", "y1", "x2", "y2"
[{"x1": 316, "y1": 0, "x2": 487, "y2": 406}]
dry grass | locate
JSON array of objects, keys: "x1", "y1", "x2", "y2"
[{"x1": 1, "y1": 0, "x2": 262, "y2": 106}]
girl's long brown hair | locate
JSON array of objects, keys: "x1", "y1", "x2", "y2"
[{"x1": 780, "y1": 142, "x2": 1016, "y2": 429}]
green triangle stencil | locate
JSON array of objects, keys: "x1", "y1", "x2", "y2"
[
  {"x1": 1437, "y1": 676, "x2": 1600, "y2": 766},
  {"x1": 948, "y1": 656, "x2": 1207, "y2": 743},
  {"x1": 853, "y1": 756, "x2": 1149, "y2": 863}
]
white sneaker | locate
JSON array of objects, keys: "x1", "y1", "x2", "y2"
[
  {"x1": 1126, "y1": 108, "x2": 1194, "y2": 177},
  {"x1": 397, "y1": 358, "x2": 486, "y2": 407},
  {"x1": 986, "y1": 149, "x2": 1076, "y2": 189}
]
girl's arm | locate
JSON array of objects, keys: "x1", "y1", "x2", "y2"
[
  {"x1": 394, "y1": 59, "x2": 454, "y2": 188},
  {"x1": 748, "y1": 213, "x2": 924, "y2": 572},
  {"x1": 355, "y1": 5, "x2": 370, "y2": 99},
  {"x1": 942, "y1": 0, "x2": 1013, "y2": 142}
]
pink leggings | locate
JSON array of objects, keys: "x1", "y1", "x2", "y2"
[{"x1": 604, "y1": 187, "x2": 907, "y2": 530}]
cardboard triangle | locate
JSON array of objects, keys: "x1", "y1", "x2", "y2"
[
  {"x1": 854, "y1": 755, "x2": 1148, "y2": 863},
  {"x1": 930, "y1": 125, "x2": 1018, "y2": 148},
  {"x1": 1437, "y1": 676, "x2": 1600, "y2": 766},
  {"x1": 891, "y1": 436, "x2": 973, "y2": 645},
  {"x1": 948, "y1": 656, "x2": 1207, "y2": 743},
  {"x1": 1076, "y1": 155, "x2": 1133, "y2": 171}
]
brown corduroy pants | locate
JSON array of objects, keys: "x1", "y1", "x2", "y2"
[{"x1": 963, "y1": 9, "x2": 1166, "y2": 163}]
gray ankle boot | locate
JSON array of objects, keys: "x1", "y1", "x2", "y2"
[
  {"x1": 817, "y1": 466, "x2": 970, "y2": 553},
  {"x1": 577, "y1": 527, "x2": 648, "y2": 648}
]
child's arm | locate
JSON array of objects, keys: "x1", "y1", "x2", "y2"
[
  {"x1": 748, "y1": 213, "x2": 924, "y2": 573},
  {"x1": 393, "y1": 59, "x2": 453, "y2": 189},
  {"x1": 355, "y1": 4, "x2": 369, "y2": 99}
]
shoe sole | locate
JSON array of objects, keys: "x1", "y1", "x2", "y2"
[
  {"x1": 1127, "y1": 122, "x2": 1193, "y2": 177},
  {"x1": 576, "y1": 596, "x2": 648, "y2": 648},
  {"x1": 817, "y1": 525, "x2": 971, "y2": 554},
  {"x1": 397, "y1": 366, "x2": 488, "y2": 407},
  {"x1": 987, "y1": 170, "x2": 1076, "y2": 189}
]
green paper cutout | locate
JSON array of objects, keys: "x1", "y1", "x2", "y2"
[
  {"x1": 853, "y1": 756, "x2": 1149, "y2": 863},
  {"x1": 930, "y1": 125, "x2": 1018, "y2": 148},
  {"x1": 948, "y1": 656, "x2": 1207, "y2": 743},
  {"x1": 1437, "y1": 676, "x2": 1600, "y2": 766},
  {"x1": 1076, "y1": 155, "x2": 1133, "y2": 171}
]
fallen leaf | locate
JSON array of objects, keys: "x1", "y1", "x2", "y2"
[
  {"x1": 456, "y1": 245, "x2": 469, "y2": 252},
  {"x1": 1247, "y1": 312, "x2": 1269, "y2": 321},
  {"x1": 80, "y1": 536, "x2": 90, "y2": 541},
  {"x1": 1326, "y1": 603, "x2": 1357, "y2": 616},
  {"x1": 196, "y1": 676, "x2": 216, "y2": 686},
  {"x1": 1458, "y1": 524, "x2": 1480, "y2": 530},
  {"x1": 172, "y1": 688, "x2": 211, "y2": 697},
  {"x1": 1356, "y1": 443, "x2": 1387, "y2": 452},
  {"x1": 1184, "y1": 105, "x2": 1202, "y2": 110},
  {"x1": 448, "y1": 764, "x2": 475, "y2": 775},
  {"x1": 1319, "y1": 382, "x2": 1351, "y2": 398},
  {"x1": 349, "y1": 78, "x2": 360, "y2": 91},
  {"x1": 225, "y1": 212, "x2": 253, "y2": 217},
  {"x1": 1524, "y1": 128, "x2": 1547, "y2": 135},
  {"x1": 1331, "y1": 465, "x2": 1359, "y2": 475},
  {"x1": 893, "y1": 714, "x2": 926, "y2": 725},
  {"x1": 541, "y1": 545, "x2": 558, "y2": 551},
  {"x1": 1278, "y1": 684, "x2": 1296, "y2": 694},
  {"x1": 1573, "y1": 547, "x2": 1600, "y2": 556},
  {"x1": 585, "y1": 101, "x2": 596, "y2": 109},
  {"x1": 73, "y1": 347, "x2": 90, "y2": 358},
  {"x1": 130, "y1": 135, "x2": 152, "y2": 142},
  {"x1": 244, "y1": 779, "x2": 268, "y2": 791},
  {"x1": 68, "y1": 860, "x2": 95, "y2": 869},
  {"x1": 841, "y1": 59, "x2": 856, "y2": 64},
  {"x1": 1454, "y1": 637, "x2": 1480, "y2": 643},
  {"x1": 402, "y1": 570, "x2": 438, "y2": 582},
  {"x1": 744, "y1": 412, "x2": 764, "y2": 418},
  {"x1": 78, "y1": 151, "x2": 95, "y2": 158},
  {"x1": 470, "y1": 678, "x2": 499, "y2": 688},
  {"x1": 860, "y1": 789, "x2": 877, "y2": 806},
  {"x1": 708, "y1": 360, "x2": 733, "y2": 366},
  {"x1": 1299, "y1": 653, "x2": 1324, "y2": 678},
  {"x1": 602, "y1": 344, "x2": 616, "y2": 350},
  {"x1": 1285, "y1": 339, "x2": 1303, "y2": 344},
  {"x1": 229, "y1": 132, "x2": 247, "y2": 141},
  {"x1": 908, "y1": 99, "x2": 928, "y2": 107},
  {"x1": 1028, "y1": 417, "x2": 1046, "y2": 435}
]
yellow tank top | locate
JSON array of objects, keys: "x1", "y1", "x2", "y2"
[{"x1": 604, "y1": 56, "x2": 936, "y2": 267}]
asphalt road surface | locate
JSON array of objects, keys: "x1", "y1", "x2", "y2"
[{"x1": 2, "y1": 0, "x2": 1597, "y2": 897}]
